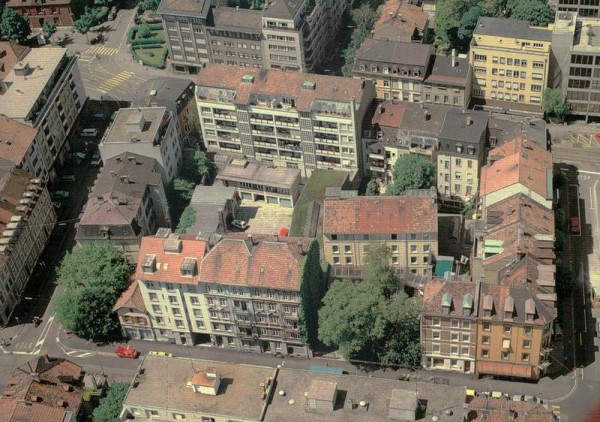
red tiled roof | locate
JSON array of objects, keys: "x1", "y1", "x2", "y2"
[
  {"x1": 113, "y1": 281, "x2": 146, "y2": 312},
  {"x1": 467, "y1": 396, "x2": 553, "y2": 421},
  {"x1": 372, "y1": 102, "x2": 405, "y2": 128},
  {"x1": 0, "y1": 115, "x2": 38, "y2": 165},
  {"x1": 10, "y1": 403, "x2": 68, "y2": 422},
  {"x1": 135, "y1": 234, "x2": 207, "y2": 285},
  {"x1": 374, "y1": 0, "x2": 428, "y2": 37},
  {"x1": 0, "y1": 42, "x2": 29, "y2": 81},
  {"x1": 323, "y1": 194, "x2": 437, "y2": 235},
  {"x1": 479, "y1": 136, "x2": 552, "y2": 199},
  {"x1": 199, "y1": 237, "x2": 307, "y2": 291},
  {"x1": 422, "y1": 279, "x2": 477, "y2": 316}
]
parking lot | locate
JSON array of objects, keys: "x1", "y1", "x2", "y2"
[{"x1": 236, "y1": 200, "x2": 293, "y2": 236}]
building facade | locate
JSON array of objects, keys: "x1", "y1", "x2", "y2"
[
  {"x1": 322, "y1": 191, "x2": 438, "y2": 278},
  {"x1": 557, "y1": 0, "x2": 600, "y2": 18},
  {"x1": 196, "y1": 64, "x2": 375, "y2": 177},
  {"x1": 421, "y1": 280, "x2": 478, "y2": 374},
  {"x1": 129, "y1": 229, "x2": 316, "y2": 357},
  {"x1": 436, "y1": 108, "x2": 488, "y2": 206},
  {"x1": 0, "y1": 170, "x2": 55, "y2": 325},
  {"x1": 99, "y1": 107, "x2": 182, "y2": 183},
  {"x1": 0, "y1": 48, "x2": 86, "y2": 182},
  {"x1": 470, "y1": 17, "x2": 553, "y2": 114},
  {"x1": 113, "y1": 282, "x2": 155, "y2": 341},
  {"x1": 6, "y1": 0, "x2": 74, "y2": 29},
  {"x1": 158, "y1": 0, "x2": 346, "y2": 73}
]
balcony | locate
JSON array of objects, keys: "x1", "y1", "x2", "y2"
[
  {"x1": 279, "y1": 141, "x2": 301, "y2": 151},
  {"x1": 369, "y1": 152, "x2": 385, "y2": 160},
  {"x1": 255, "y1": 139, "x2": 277, "y2": 147},
  {"x1": 250, "y1": 115, "x2": 274, "y2": 124},
  {"x1": 274, "y1": 117, "x2": 299, "y2": 127},
  {"x1": 370, "y1": 165, "x2": 386, "y2": 173},
  {"x1": 219, "y1": 142, "x2": 241, "y2": 151},
  {"x1": 314, "y1": 135, "x2": 339, "y2": 145},
  {"x1": 316, "y1": 145, "x2": 340, "y2": 156},
  {"x1": 214, "y1": 112, "x2": 236, "y2": 120},
  {"x1": 280, "y1": 151, "x2": 302, "y2": 161},
  {"x1": 313, "y1": 124, "x2": 338, "y2": 133}
]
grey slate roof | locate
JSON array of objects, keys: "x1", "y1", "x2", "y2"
[
  {"x1": 262, "y1": 0, "x2": 304, "y2": 20},
  {"x1": 157, "y1": 0, "x2": 211, "y2": 18},
  {"x1": 186, "y1": 185, "x2": 237, "y2": 235},
  {"x1": 488, "y1": 115, "x2": 548, "y2": 150},
  {"x1": 439, "y1": 108, "x2": 488, "y2": 144},
  {"x1": 212, "y1": 6, "x2": 263, "y2": 30},
  {"x1": 131, "y1": 78, "x2": 195, "y2": 116},
  {"x1": 425, "y1": 55, "x2": 470, "y2": 87},
  {"x1": 354, "y1": 38, "x2": 434, "y2": 68},
  {"x1": 473, "y1": 17, "x2": 552, "y2": 42}
]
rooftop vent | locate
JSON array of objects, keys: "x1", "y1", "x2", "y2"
[
  {"x1": 190, "y1": 368, "x2": 221, "y2": 396},
  {"x1": 163, "y1": 234, "x2": 182, "y2": 253},
  {"x1": 126, "y1": 114, "x2": 146, "y2": 133},
  {"x1": 302, "y1": 81, "x2": 316, "y2": 90},
  {"x1": 241, "y1": 74, "x2": 255, "y2": 84}
]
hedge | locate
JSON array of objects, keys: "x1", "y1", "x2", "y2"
[
  {"x1": 127, "y1": 23, "x2": 164, "y2": 43},
  {"x1": 131, "y1": 43, "x2": 163, "y2": 50},
  {"x1": 131, "y1": 36, "x2": 164, "y2": 46}
]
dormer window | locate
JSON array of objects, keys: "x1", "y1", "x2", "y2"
[
  {"x1": 360, "y1": 64, "x2": 366, "y2": 71},
  {"x1": 504, "y1": 296, "x2": 514, "y2": 320},
  {"x1": 180, "y1": 257, "x2": 197, "y2": 277},
  {"x1": 371, "y1": 65, "x2": 378, "y2": 73},
  {"x1": 141, "y1": 254, "x2": 157, "y2": 274},
  {"x1": 456, "y1": 145, "x2": 463, "y2": 154},
  {"x1": 383, "y1": 67, "x2": 389, "y2": 74},
  {"x1": 525, "y1": 298, "x2": 536, "y2": 322},
  {"x1": 441, "y1": 292, "x2": 452, "y2": 315},
  {"x1": 462, "y1": 293, "x2": 473, "y2": 317},
  {"x1": 483, "y1": 294, "x2": 494, "y2": 317}
]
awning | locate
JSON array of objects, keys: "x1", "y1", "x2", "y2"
[{"x1": 477, "y1": 361, "x2": 535, "y2": 379}]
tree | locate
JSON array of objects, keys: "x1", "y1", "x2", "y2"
[
  {"x1": 556, "y1": 263, "x2": 578, "y2": 297},
  {"x1": 42, "y1": 20, "x2": 57, "y2": 43},
  {"x1": 555, "y1": 208, "x2": 567, "y2": 231},
  {"x1": 74, "y1": 10, "x2": 94, "y2": 43},
  {"x1": 507, "y1": 0, "x2": 554, "y2": 27},
  {"x1": 388, "y1": 154, "x2": 436, "y2": 195},
  {"x1": 341, "y1": 3, "x2": 378, "y2": 76},
  {"x1": 175, "y1": 206, "x2": 196, "y2": 234},
  {"x1": 54, "y1": 244, "x2": 132, "y2": 340},
  {"x1": 0, "y1": 8, "x2": 31, "y2": 44},
  {"x1": 362, "y1": 244, "x2": 396, "y2": 298},
  {"x1": 434, "y1": 0, "x2": 477, "y2": 53},
  {"x1": 298, "y1": 240, "x2": 326, "y2": 349},
  {"x1": 171, "y1": 178, "x2": 195, "y2": 201},
  {"x1": 139, "y1": 0, "x2": 161, "y2": 12},
  {"x1": 365, "y1": 179, "x2": 379, "y2": 196},
  {"x1": 138, "y1": 22, "x2": 153, "y2": 39},
  {"x1": 542, "y1": 88, "x2": 567, "y2": 119},
  {"x1": 92, "y1": 382, "x2": 129, "y2": 422},
  {"x1": 457, "y1": 6, "x2": 483, "y2": 50},
  {"x1": 181, "y1": 151, "x2": 215, "y2": 184}
]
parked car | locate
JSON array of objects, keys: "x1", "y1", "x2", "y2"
[
  {"x1": 52, "y1": 201, "x2": 62, "y2": 209},
  {"x1": 570, "y1": 216, "x2": 581, "y2": 234},
  {"x1": 74, "y1": 152, "x2": 86, "y2": 160},
  {"x1": 81, "y1": 128, "x2": 98, "y2": 137},
  {"x1": 231, "y1": 219, "x2": 248, "y2": 230},
  {"x1": 115, "y1": 345, "x2": 138, "y2": 359},
  {"x1": 51, "y1": 191, "x2": 69, "y2": 199},
  {"x1": 148, "y1": 351, "x2": 173, "y2": 357}
]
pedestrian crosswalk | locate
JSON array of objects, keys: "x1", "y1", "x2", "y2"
[
  {"x1": 86, "y1": 45, "x2": 118, "y2": 56},
  {"x1": 97, "y1": 71, "x2": 135, "y2": 93}
]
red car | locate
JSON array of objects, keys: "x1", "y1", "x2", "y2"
[
  {"x1": 570, "y1": 216, "x2": 581, "y2": 234},
  {"x1": 115, "y1": 345, "x2": 138, "y2": 359}
]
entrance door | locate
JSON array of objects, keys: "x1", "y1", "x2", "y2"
[
  {"x1": 180, "y1": 336, "x2": 187, "y2": 345},
  {"x1": 465, "y1": 361, "x2": 471, "y2": 373}
]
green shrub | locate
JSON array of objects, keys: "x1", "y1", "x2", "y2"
[
  {"x1": 132, "y1": 43, "x2": 163, "y2": 49},
  {"x1": 127, "y1": 26, "x2": 137, "y2": 43},
  {"x1": 131, "y1": 36, "x2": 164, "y2": 46}
]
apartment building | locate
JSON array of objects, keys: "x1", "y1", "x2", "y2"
[
  {"x1": 0, "y1": 42, "x2": 29, "y2": 83},
  {"x1": 551, "y1": 12, "x2": 600, "y2": 122},
  {"x1": 0, "y1": 48, "x2": 86, "y2": 182},
  {"x1": 113, "y1": 282, "x2": 155, "y2": 341},
  {"x1": 99, "y1": 107, "x2": 182, "y2": 183},
  {"x1": 421, "y1": 279, "x2": 478, "y2": 374},
  {"x1": 0, "y1": 116, "x2": 49, "y2": 180},
  {"x1": 423, "y1": 52, "x2": 472, "y2": 109},
  {"x1": 470, "y1": 17, "x2": 553, "y2": 114},
  {"x1": 476, "y1": 283, "x2": 554, "y2": 380},
  {"x1": 196, "y1": 64, "x2": 376, "y2": 177},
  {"x1": 363, "y1": 101, "x2": 448, "y2": 183},
  {"x1": 557, "y1": 0, "x2": 600, "y2": 18},
  {"x1": 0, "y1": 170, "x2": 56, "y2": 325},
  {"x1": 76, "y1": 153, "x2": 170, "y2": 260},
  {"x1": 132, "y1": 229, "x2": 316, "y2": 356},
  {"x1": 479, "y1": 136, "x2": 554, "y2": 211},
  {"x1": 216, "y1": 158, "x2": 301, "y2": 208},
  {"x1": 436, "y1": 109, "x2": 488, "y2": 206},
  {"x1": 322, "y1": 191, "x2": 438, "y2": 278},
  {"x1": 132, "y1": 78, "x2": 200, "y2": 146},
  {"x1": 6, "y1": 0, "x2": 74, "y2": 29},
  {"x1": 158, "y1": 0, "x2": 346, "y2": 73},
  {"x1": 373, "y1": 0, "x2": 429, "y2": 43}
]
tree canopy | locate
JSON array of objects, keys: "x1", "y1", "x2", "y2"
[
  {"x1": 507, "y1": 0, "x2": 554, "y2": 26},
  {"x1": 365, "y1": 179, "x2": 380, "y2": 196},
  {"x1": 175, "y1": 206, "x2": 196, "y2": 234},
  {"x1": 542, "y1": 88, "x2": 567, "y2": 119},
  {"x1": 0, "y1": 8, "x2": 31, "y2": 43},
  {"x1": 318, "y1": 245, "x2": 422, "y2": 366},
  {"x1": 171, "y1": 178, "x2": 196, "y2": 201},
  {"x1": 74, "y1": 9, "x2": 95, "y2": 40},
  {"x1": 42, "y1": 21, "x2": 57, "y2": 42},
  {"x1": 54, "y1": 244, "x2": 132, "y2": 340},
  {"x1": 342, "y1": 3, "x2": 378, "y2": 77},
  {"x1": 139, "y1": 0, "x2": 161, "y2": 12},
  {"x1": 92, "y1": 382, "x2": 129, "y2": 422},
  {"x1": 388, "y1": 154, "x2": 435, "y2": 195}
]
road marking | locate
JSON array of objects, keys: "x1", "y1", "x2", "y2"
[
  {"x1": 97, "y1": 71, "x2": 134, "y2": 92},
  {"x1": 579, "y1": 170, "x2": 600, "y2": 176},
  {"x1": 31, "y1": 314, "x2": 55, "y2": 355},
  {"x1": 85, "y1": 45, "x2": 118, "y2": 56}
]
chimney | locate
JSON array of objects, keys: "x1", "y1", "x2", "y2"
[
  {"x1": 466, "y1": 116, "x2": 472, "y2": 125},
  {"x1": 244, "y1": 234, "x2": 254, "y2": 252},
  {"x1": 452, "y1": 49, "x2": 457, "y2": 68}
]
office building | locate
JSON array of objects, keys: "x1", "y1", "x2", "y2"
[
  {"x1": 0, "y1": 169, "x2": 55, "y2": 325},
  {"x1": 99, "y1": 107, "x2": 182, "y2": 183},
  {"x1": 196, "y1": 64, "x2": 375, "y2": 177},
  {"x1": 0, "y1": 47, "x2": 86, "y2": 182},
  {"x1": 557, "y1": 0, "x2": 600, "y2": 18},
  {"x1": 322, "y1": 190, "x2": 438, "y2": 278},
  {"x1": 158, "y1": 0, "x2": 346, "y2": 73},
  {"x1": 470, "y1": 17, "x2": 553, "y2": 114}
]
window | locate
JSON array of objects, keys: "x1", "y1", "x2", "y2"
[
  {"x1": 196, "y1": 320, "x2": 205, "y2": 328},
  {"x1": 169, "y1": 296, "x2": 177, "y2": 304},
  {"x1": 410, "y1": 245, "x2": 418, "y2": 253},
  {"x1": 222, "y1": 312, "x2": 230, "y2": 320},
  {"x1": 332, "y1": 245, "x2": 339, "y2": 254},
  {"x1": 463, "y1": 320, "x2": 470, "y2": 329},
  {"x1": 432, "y1": 343, "x2": 440, "y2": 353},
  {"x1": 175, "y1": 320, "x2": 184, "y2": 328},
  {"x1": 190, "y1": 296, "x2": 199, "y2": 305},
  {"x1": 483, "y1": 322, "x2": 491, "y2": 331},
  {"x1": 209, "y1": 311, "x2": 218, "y2": 318},
  {"x1": 451, "y1": 319, "x2": 459, "y2": 328},
  {"x1": 524, "y1": 326, "x2": 533, "y2": 335},
  {"x1": 461, "y1": 333, "x2": 470, "y2": 342},
  {"x1": 461, "y1": 347, "x2": 470, "y2": 355},
  {"x1": 503, "y1": 324, "x2": 511, "y2": 333},
  {"x1": 451, "y1": 346, "x2": 459, "y2": 355},
  {"x1": 482, "y1": 336, "x2": 490, "y2": 345},
  {"x1": 451, "y1": 332, "x2": 459, "y2": 342},
  {"x1": 501, "y1": 351, "x2": 509, "y2": 360},
  {"x1": 173, "y1": 413, "x2": 186, "y2": 420},
  {"x1": 481, "y1": 349, "x2": 489, "y2": 358},
  {"x1": 345, "y1": 257, "x2": 352, "y2": 264},
  {"x1": 152, "y1": 305, "x2": 162, "y2": 314},
  {"x1": 344, "y1": 245, "x2": 351, "y2": 253},
  {"x1": 432, "y1": 331, "x2": 440, "y2": 340},
  {"x1": 149, "y1": 293, "x2": 158, "y2": 301},
  {"x1": 474, "y1": 54, "x2": 487, "y2": 61},
  {"x1": 522, "y1": 353, "x2": 530, "y2": 362},
  {"x1": 155, "y1": 317, "x2": 164, "y2": 325},
  {"x1": 432, "y1": 317, "x2": 441, "y2": 326}
]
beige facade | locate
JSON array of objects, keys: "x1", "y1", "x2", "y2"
[
  {"x1": 0, "y1": 172, "x2": 55, "y2": 324},
  {"x1": 470, "y1": 17, "x2": 553, "y2": 113},
  {"x1": 196, "y1": 65, "x2": 375, "y2": 177},
  {"x1": 422, "y1": 315, "x2": 477, "y2": 374}
]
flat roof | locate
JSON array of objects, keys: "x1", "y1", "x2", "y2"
[
  {"x1": 264, "y1": 368, "x2": 465, "y2": 421},
  {"x1": 123, "y1": 356, "x2": 275, "y2": 420},
  {"x1": 102, "y1": 107, "x2": 166, "y2": 145},
  {"x1": 474, "y1": 17, "x2": 552, "y2": 42},
  {"x1": 573, "y1": 18, "x2": 600, "y2": 51},
  {"x1": 216, "y1": 160, "x2": 300, "y2": 189},
  {"x1": 0, "y1": 48, "x2": 67, "y2": 121}
]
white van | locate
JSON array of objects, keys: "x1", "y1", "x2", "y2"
[{"x1": 81, "y1": 128, "x2": 98, "y2": 137}]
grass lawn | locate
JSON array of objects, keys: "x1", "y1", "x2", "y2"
[
  {"x1": 290, "y1": 170, "x2": 350, "y2": 236},
  {"x1": 134, "y1": 46, "x2": 167, "y2": 68},
  {"x1": 134, "y1": 29, "x2": 164, "y2": 40}
]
